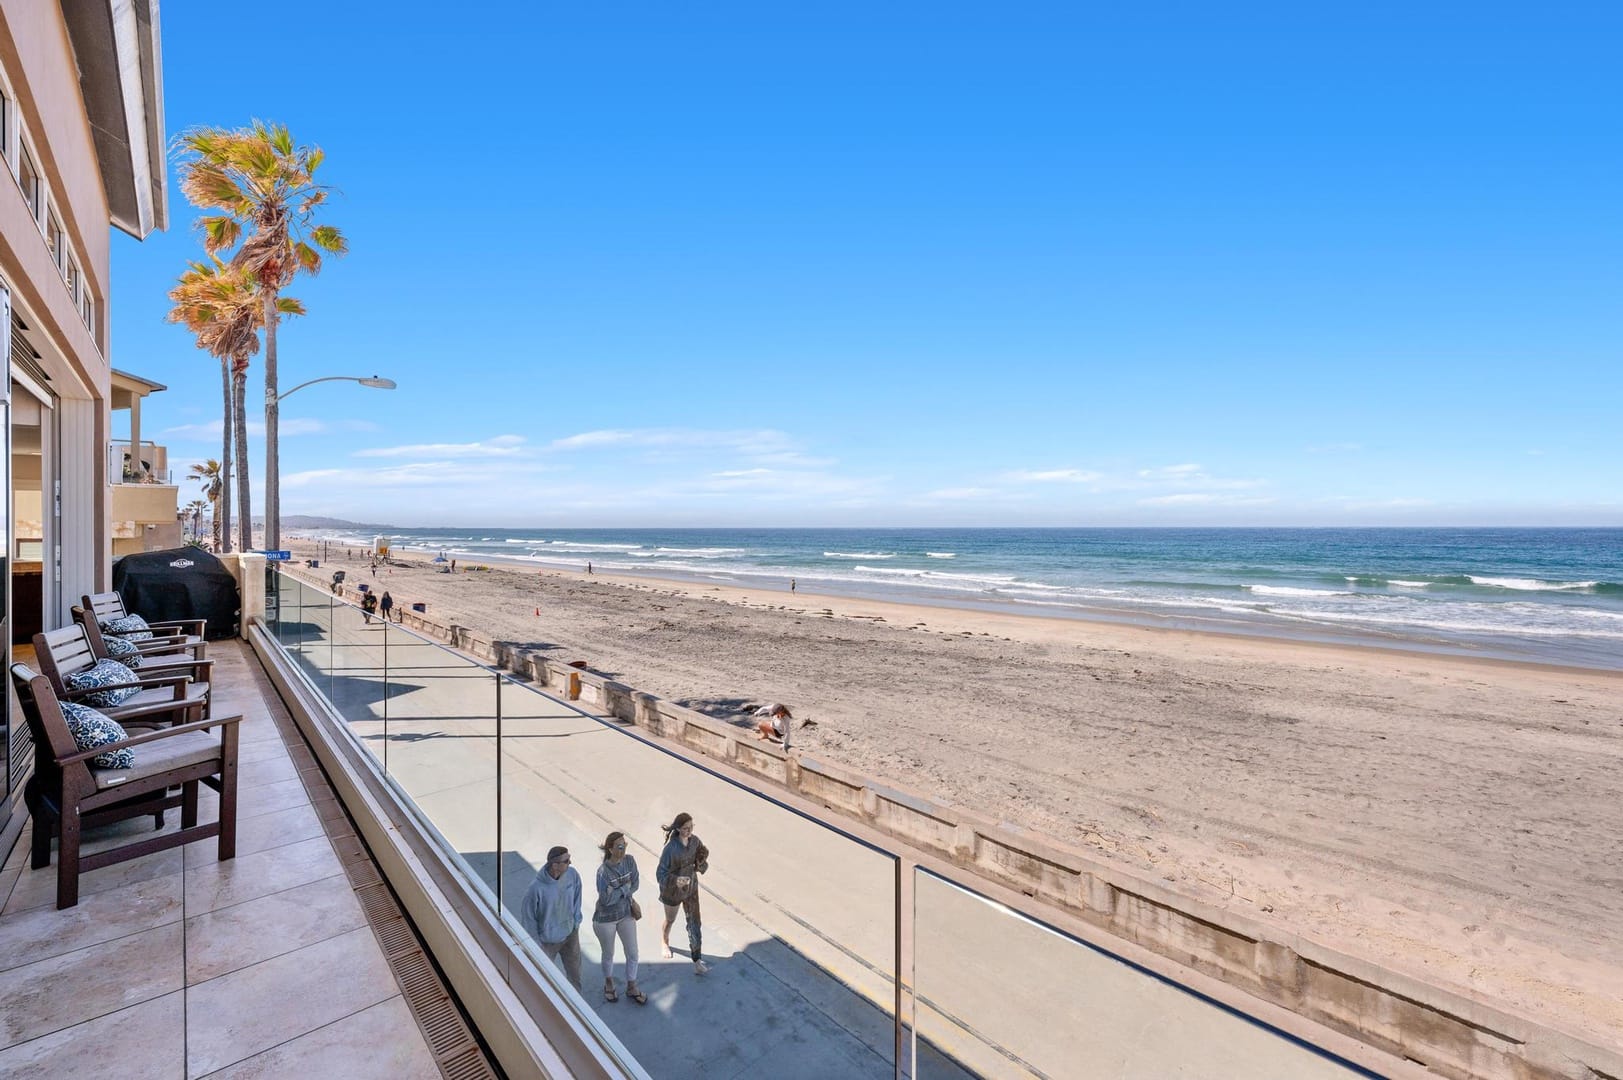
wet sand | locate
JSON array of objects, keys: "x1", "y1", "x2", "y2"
[{"x1": 293, "y1": 540, "x2": 1623, "y2": 1049}]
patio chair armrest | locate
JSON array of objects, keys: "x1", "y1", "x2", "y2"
[
  {"x1": 145, "y1": 618, "x2": 206, "y2": 635},
  {"x1": 57, "y1": 713, "x2": 245, "y2": 763}
]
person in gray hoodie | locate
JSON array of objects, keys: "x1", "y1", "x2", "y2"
[{"x1": 522, "y1": 845, "x2": 583, "y2": 990}]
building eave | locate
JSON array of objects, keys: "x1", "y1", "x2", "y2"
[{"x1": 60, "y1": 0, "x2": 168, "y2": 239}]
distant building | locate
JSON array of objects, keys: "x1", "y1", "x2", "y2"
[{"x1": 0, "y1": 1, "x2": 167, "y2": 836}]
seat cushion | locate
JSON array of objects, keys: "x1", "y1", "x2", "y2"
[
  {"x1": 60, "y1": 702, "x2": 134, "y2": 770},
  {"x1": 101, "y1": 614, "x2": 153, "y2": 641},
  {"x1": 65, "y1": 659, "x2": 141, "y2": 708},
  {"x1": 92, "y1": 730, "x2": 220, "y2": 791},
  {"x1": 103, "y1": 635, "x2": 144, "y2": 668},
  {"x1": 116, "y1": 681, "x2": 210, "y2": 715}
]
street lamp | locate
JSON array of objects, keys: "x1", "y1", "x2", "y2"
[{"x1": 264, "y1": 375, "x2": 396, "y2": 551}]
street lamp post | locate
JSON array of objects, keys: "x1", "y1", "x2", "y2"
[{"x1": 264, "y1": 375, "x2": 396, "y2": 551}]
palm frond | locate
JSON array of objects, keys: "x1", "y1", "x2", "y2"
[
  {"x1": 293, "y1": 241, "x2": 322, "y2": 275},
  {"x1": 277, "y1": 296, "x2": 307, "y2": 317},
  {"x1": 309, "y1": 224, "x2": 348, "y2": 255}
]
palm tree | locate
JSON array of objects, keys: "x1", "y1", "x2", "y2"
[
  {"x1": 176, "y1": 121, "x2": 346, "y2": 551},
  {"x1": 186, "y1": 459, "x2": 224, "y2": 549},
  {"x1": 182, "y1": 498, "x2": 209, "y2": 543},
  {"x1": 167, "y1": 257, "x2": 304, "y2": 553}
]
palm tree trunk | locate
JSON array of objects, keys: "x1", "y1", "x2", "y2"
[
  {"x1": 218, "y1": 359, "x2": 233, "y2": 553},
  {"x1": 263, "y1": 289, "x2": 280, "y2": 551},
  {"x1": 234, "y1": 366, "x2": 252, "y2": 552}
]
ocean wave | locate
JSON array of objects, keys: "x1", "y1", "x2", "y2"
[
  {"x1": 825, "y1": 551, "x2": 894, "y2": 559},
  {"x1": 1468, "y1": 575, "x2": 1603, "y2": 592},
  {"x1": 543, "y1": 541, "x2": 644, "y2": 552},
  {"x1": 925, "y1": 552, "x2": 957, "y2": 558},
  {"x1": 854, "y1": 565, "x2": 1020, "y2": 586},
  {"x1": 1343, "y1": 576, "x2": 1432, "y2": 589},
  {"x1": 1246, "y1": 585, "x2": 1355, "y2": 598}
]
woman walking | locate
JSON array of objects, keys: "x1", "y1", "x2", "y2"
[
  {"x1": 593, "y1": 831, "x2": 646, "y2": 1004},
  {"x1": 656, "y1": 812, "x2": 710, "y2": 975}
]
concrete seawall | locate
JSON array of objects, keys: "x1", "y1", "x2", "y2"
[{"x1": 293, "y1": 571, "x2": 1621, "y2": 1080}]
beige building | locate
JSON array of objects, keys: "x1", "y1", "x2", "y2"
[{"x1": 0, "y1": 1, "x2": 166, "y2": 836}]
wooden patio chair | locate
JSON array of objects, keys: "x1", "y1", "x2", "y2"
[
  {"x1": 11, "y1": 665, "x2": 240, "y2": 909},
  {"x1": 34, "y1": 624, "x2": 213, "y2": 729},
  {"x1": 81, "y1": 590, "x2": 206, "y2": 648},
  {"x1": 74, "y1": 604, "x2": 206, "y2": 677}
]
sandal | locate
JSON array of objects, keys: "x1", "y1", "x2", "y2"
[
  {"x1": 627, "y1": 985, "x2": 647, "y2": 1005},
  {"x1": 603, "y1": 984, "x2": 618, "y2": 1003}
]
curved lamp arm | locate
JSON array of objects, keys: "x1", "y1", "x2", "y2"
[{"x1": 267, "y1": 375, "x2": 396, "y2": 406}]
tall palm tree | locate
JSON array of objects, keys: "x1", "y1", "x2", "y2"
[
  {"x1": 176, "y1": 121, "x2": 346, "y2": 551},
  {"x1": 167, "y1": 257, "x2": 304, "y2": 553},
  {"x1": 182, "y1": 498, "x2": 209, "y2": 542},
  {"x1": 186, "y1": 459, "x2": 224, "y2": 550}
]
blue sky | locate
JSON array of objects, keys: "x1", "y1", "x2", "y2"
[{"x1": 113, "y1": 3, "x2": 1623, "y2": 527}]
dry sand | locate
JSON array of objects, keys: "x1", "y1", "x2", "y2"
[{"x1": 295, "y1": 540, "x2": 1623, "y2": 1049}]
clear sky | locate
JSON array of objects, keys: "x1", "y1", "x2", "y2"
[{"x1": 112, "y1": 3, "x2": 1623, "y2": 528}]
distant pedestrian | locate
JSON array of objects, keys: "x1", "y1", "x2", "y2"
[
  {"x1": 380, "y1": 591, "x2": 395, "y2": 622},
  {"x1": 330, "y1": 569, "x2": 345, "y2": 594},
  {"x1": 587, "y1": 561, "x2": 593, "y2": 575},
  {"x1": 593, "y1": 831, "x2": 645, "y2": 1005},
  {"x1": 370, "y1": 560, "x2": 378, "y2": 578},
  {"x1": 450, "y1": 559, "x2": 456, "y2": 573},
  {"x1": 657, "y1": 813, "x2": 710, "y2": 975},
  {"x1": 361, "y1": 591, "x2": 378, "y2": 624},
  {"x1": 790, "y1": 579, "x2": 796, "y2": 592},
  {"x1": 521, "y1": 846, "x2": 583, "y2": 990}
]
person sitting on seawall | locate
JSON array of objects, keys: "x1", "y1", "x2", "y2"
[{"x1": 753, "y1": 703, "x2": 792, "y2": 742}]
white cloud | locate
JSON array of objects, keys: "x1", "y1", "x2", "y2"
[
  {"x1": 355, "y1": 435, "x2": 526, "y2": 459},
  {"x1": 1139, "y1": 493, "x2": 1277, "y2": 507},
  {"x1": 161, "y1": 417, "x2": 376, "y2": 440},
  {"x1": 545, "y1": 428, "x2": 797, "y2": 456},
  {"x1": 1005, "y1": 468, "x2": 1103, "y2": 484}
]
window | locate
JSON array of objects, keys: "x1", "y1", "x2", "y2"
[
  {"x1": 47, "y1": 207, "x2": 65, "y2": 275},
  {"x1": 0, "y1": 83, "x2": 9, "y2": 164},
  {"x1": 67, "y1": 257, "x2": 81, "y2": 302},
  {"x1": 17, "y1": 143, "x2": 39, "y2": 219},
  {"x1": 81, "y1": 293, "x2": 95, "y2": 335}
]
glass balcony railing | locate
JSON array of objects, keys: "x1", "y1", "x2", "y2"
[{"x1": 265, "y1": 569, "x2": 1377, "y2": 1080}]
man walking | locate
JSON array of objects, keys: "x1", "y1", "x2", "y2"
[{"x1": 521, "y1": 846, "x2": 583, "y2": 990}]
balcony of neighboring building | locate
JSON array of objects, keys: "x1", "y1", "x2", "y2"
[{"x1": 109, "y1": 369, "x2": 181, "y2": 555}]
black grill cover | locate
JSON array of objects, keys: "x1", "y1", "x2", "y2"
[{"x1": 111, "y1": 548, "x2": 241, "y2": 640}]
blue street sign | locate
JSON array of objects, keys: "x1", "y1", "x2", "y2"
[{"x1": 261, "y1": 550, "x2": 291, "y2": 561}]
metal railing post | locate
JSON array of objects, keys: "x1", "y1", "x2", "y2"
[{"x1": 495, "y1": 671, "x2": 503, "y2": 916}]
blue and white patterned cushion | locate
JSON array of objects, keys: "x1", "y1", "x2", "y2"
[
  {"x1": 64, "y1": 658, "x2": 141, "y2": 708},
  {"x1": 59, "y1": 702, "x2": 134, "y2": 769},
  {"x1": 103, "y1": 634, "x2": 143, "y2": 668},
  {"x1": 100, "y1": 613, "x2": 154, "y2": 641}
]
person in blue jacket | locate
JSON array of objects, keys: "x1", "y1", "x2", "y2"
[{"x1": 593, "y1": 831, "x2": 646, "y2": 1004}]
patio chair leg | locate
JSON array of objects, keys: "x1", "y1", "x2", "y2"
[
  {"x1": 31, "y1": 810, "x2": 53, "y2": 870},
  {"x1": 57, "y1": 806, "x2": 81, "y2": 910},
  {"x1": 218, "y1": 727, "x2": 239, "y2": 862},
  {"x1": 182, "y1": 780, "x2": 198, "y2": 829}
]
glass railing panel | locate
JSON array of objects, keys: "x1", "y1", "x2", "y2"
[
  {"x1": 497, "y1": 674, "x2": 901, "y2": 1078},
  {"x1": 912, "y1": 869, "x2": 1368, "y2": 1079},
  {"x1": 324, "y1": 590, "x2": 390, "y2": 750},
  {"x1": 378, "y1": 620, "x2": 499, "y2": 897}
]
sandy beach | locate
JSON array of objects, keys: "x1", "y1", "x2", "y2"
[{"x1": 292, "y1": 539, "x2": 1623, "y2": 1049}]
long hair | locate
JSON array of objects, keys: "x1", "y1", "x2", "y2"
[
  {"x1": 661, "y1": 812, "x2": 693, "y2": 840},
  {"x1": 599, "y1": 830, "x2": 625, "y2": 862}
]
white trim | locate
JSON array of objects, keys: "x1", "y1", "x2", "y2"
[{"x1": 110, "y1": 0, "x2": 157, "y2": 237}]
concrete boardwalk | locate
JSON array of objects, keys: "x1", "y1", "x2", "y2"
[
  {"x1": 0, "y1": 640, "x2": 446, "y2": 1079},
  {"x1": 276, "y1": 580, "x2": 1371, "y2": 1080}
]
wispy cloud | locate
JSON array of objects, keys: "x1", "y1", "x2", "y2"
[
  {"x1": 161, "y1": 418, "x2": 377, "y2": 440},
  {"x1": 1139, "y1": 493, "x2": 1276, "y2": 507},
  {"x1": 545, "y1": 428, "x2": 798, "y2": 457},
  {"x1": 355, "y1": 435, "x2": 527, "y2": 459},
  {"x1": 1004, "y1": 468, "x2": 1103, "y2": 484},
  {"x1": 923, "y1": 486, "x2": 998, "y2": 500}
]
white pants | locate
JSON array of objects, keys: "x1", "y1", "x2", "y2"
[{"x1": 593, "y1": 916, "x2": 639, "y2": 982}]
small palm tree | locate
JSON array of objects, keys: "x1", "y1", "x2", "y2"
[
  {"x1": 168, "y1": 257, "x2": 303, "y2": 552},
  {"x1": 177, "y1": 121, "x2": 346, "y2": 551},
  {"x1": 187, "y1": 458, "x2": 225, "y2": 550},
  {"x1": 182, "y1": 498, "x2": 209, "y2": 543}
]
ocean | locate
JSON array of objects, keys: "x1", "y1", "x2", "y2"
[{"x1": 295, "y1": 526, "x2": 1623, "y2": 670}]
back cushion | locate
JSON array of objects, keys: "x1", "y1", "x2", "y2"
[
  {"x1": 60, "y1": 702, "x2": 134, "y2": 769},
  {"x1": 64, "y1": 658, "x2": 141, "y2": 708}
]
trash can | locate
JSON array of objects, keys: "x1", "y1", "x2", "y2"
[{"x1": 411, "y1": 602, "x2": 426, "y2": 613}]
